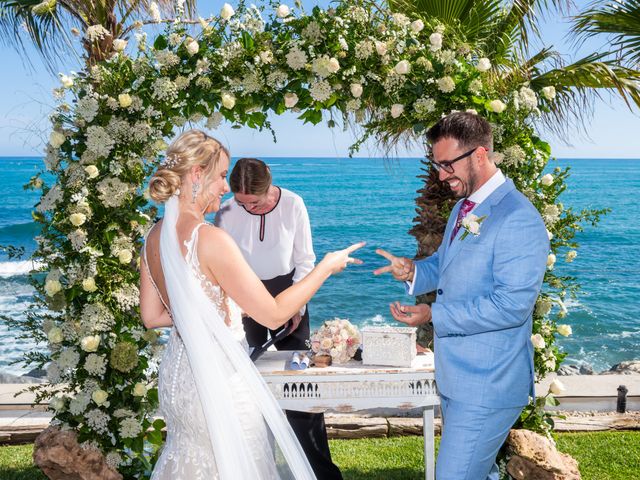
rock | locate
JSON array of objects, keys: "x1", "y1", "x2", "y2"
[
  {"x1": 0, "y1": 371, "x2": 45, "y2": 384},
  {"x1": 557, "y1": 365, "x2": 580, "y2": 376},
  {"x1": 608, "y1": 360, "x2": 640, "y2": 375},
  {"x1": 579, "y1": 364, "x2": 594, "y2": 375},
  {"x1": 33, "y1": 426, "x2": 122, "y2": 480},
  {"x1": 24, "y1": 367, "x2": 47, "y2": 378},
  {"x1": 506, "y1": 429, "x2": 581, "y2": 479}
]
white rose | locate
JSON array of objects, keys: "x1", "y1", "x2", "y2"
[
  {"x1": 50, "y1": 396, "x2": 66, "y2": 411},
  {"x1": 549, "y1": 378, "x2": 566, "y2": 395},
  {"x1": 566, "y1": 250, "x2": 577, "y2": 263},
  {"x1": 530, "y1": 333, "x2": 545, "y2": 349},
  {"x1": 489, "y1": 99, "x2": 506, "y2": 113},
  {"x1": 540, "y1": 173, "x2": 554, "y2": 186},
  {"x1": 92, "y1": 389, "x2": 109, "y2": 406},
  {"x1": 84, "y1": 165, "x2": 99, "y2": 179},
  {"x1": 467, "y1": 221, "x2": 480, "y2": 235},
  {"x1": 81, "y1": 335, "x2": 100, "y2": 352},
  {"x1": 118, "y1": 250, "x2": 133, "y2": 264},
  {"x1": 117, "y1": 93, "x2": 132, "y2": 110},
  {"x1": 542, "y1": 86, "x2": 556, "y2": 100},
  {"x1": 410, "y1": 20, "x2": 424, "y2": 33},
  {"x1": 327, "y1": 57, "x2": 340, "y2": 73},
  {"x1": 186, "y1": 39, "x2": 199, "y2": 56},
  {"x1": 476, "y1": 57, "x2": 491, "y2": 72},
  {"x1": 133, "y1": 383, "x2": 148, "y2": 397},
  {"x1": 394, "y1": 59, "x2": 411, "y2": 75},
  {"x1": 390, "y1": 104, "x2": 404, "y2": 118},
  {"x1": 557, "y1": 324, "x2": 572, "y2": 337},
  {"x1": 45, "y1": 279, "x2": 62, "y2": 297},
  {"x1": 113, "y1": 39, "x2": 127, "y2": 52},
  {"x1": 82, "y1": 277, "x2": 98, "y2": 292},
  {"x1": 220, "y1": 3, "x2": 234, "y2": 20},
  {"x1": 276, "y1": 4, "x2": 290, "y2": 18},
  {"x1": 547, "y1": 253, "x2": 556, "y2": 268},
  {"x1": 69, "y1": 213, "x2": 86, "y2": 227},
  {"x1": 350, "y1": 83, "x2": 363, "y2": 98},
  {"x1": 259, "y1": 50, "x2": 273, "y2": 64},
  {"x1": 47, "y1": 327, "x2": 64, "y2": 344},
  {"x1": 375, "y1": 41, "x2": 387, "y2": 56},
  {"x1": 60, "y1": 74, "x2": 74, "y2": 88},
  {"x1": 429, "y1": 32, "x2": 442, "y2": 49},
  {"x1": 49, "y1": 131, "x2": 65, "y2": 148},
  {"x1": 221, "y1": 93, "x2": 236, "y2": 109},
  {"x1": 284, "y1": 93, "x2": 299, "y2": 108}
]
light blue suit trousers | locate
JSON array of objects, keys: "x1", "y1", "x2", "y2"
[{"x1": 408, "y1": 179, "x2": 549, "y2": 479}]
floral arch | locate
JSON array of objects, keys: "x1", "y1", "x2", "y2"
[{"x1": 18, "y1": 0, "x2": 587, "y2": 475}]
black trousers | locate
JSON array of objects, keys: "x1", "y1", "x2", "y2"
[{"x1": 244, "y1": 270, "x2": 343, "y2": 480}]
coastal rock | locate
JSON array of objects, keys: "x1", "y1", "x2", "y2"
[
  {"x1": 506, "y1": 429, "x2": 581, "y2": 479},
  {"x1": 557, "y1": 365, "x2": 580, "y2": 376},
  {"x1": 33, "y1": 426, "x2": 122, "y2": 480},
  {"x1": 579, "y1": 364, "x2": 594, "y2": 375},
  {"x1": 0, "y1": 371, "x2": 45, "y2": 384},
  {"x1": 24, "y1": 367, "x2": 47, "y2": 378},
  {"x1": 607, "y1": 360, "x2": 640, "y2": 375}
]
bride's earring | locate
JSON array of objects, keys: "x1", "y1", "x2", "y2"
[{"x1": 191, "y1": 180, "x2": 200, "y2": 203}]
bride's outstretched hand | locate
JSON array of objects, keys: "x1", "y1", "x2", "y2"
[{"x1": 320, "y1": 241, "x2": 366, "y2": 274}]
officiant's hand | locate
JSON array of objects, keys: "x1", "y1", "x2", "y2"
[
  {"x1": 373, "y1": 249, "x2": 414, "y2": 282},
  {"x1": 389, "y1": 301, "x2": 431, "y2": 327}
]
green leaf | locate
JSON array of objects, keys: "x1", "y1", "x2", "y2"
[
  {"x1": 241, "y1": 31, "x2": 254, "y2": 51},
  {"x1": 153, "y1": 35, "x2": 168, "y2": 50}
]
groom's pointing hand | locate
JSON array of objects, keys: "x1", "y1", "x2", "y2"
[{"x1": 373, "y1": 249, "x2": 414, "y2": 281}]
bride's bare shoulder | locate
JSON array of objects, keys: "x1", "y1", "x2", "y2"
[{"x1": 199, "y1": 224, "x2": 238, "y2": 250}]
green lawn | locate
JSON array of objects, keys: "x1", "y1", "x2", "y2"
[{"x1": 1, "y1": 432, "x2": 638, "y2": 480}]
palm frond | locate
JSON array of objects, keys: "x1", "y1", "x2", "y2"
[{"x1": 571, "y1": 0, "x2": 640, "y2": 66}]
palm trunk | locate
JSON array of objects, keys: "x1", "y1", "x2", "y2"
[{"x1": 409, "y1": 163, "x2": 456, "y2": 349}]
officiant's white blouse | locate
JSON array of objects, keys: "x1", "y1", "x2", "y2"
[{"x1": 214, "y1": 187, "x2": 316, "y2": 283}]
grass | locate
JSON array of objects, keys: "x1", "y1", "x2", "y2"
[{"x1": 1, "y1": 432, "x2": 638, "y2": 479}]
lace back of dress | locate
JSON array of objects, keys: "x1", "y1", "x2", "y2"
[{"x1": 158, "y1": 196, "x2": 315, "y2": 480}]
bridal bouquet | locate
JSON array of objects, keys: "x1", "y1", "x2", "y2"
[{"x1": 310, "y1": 318, "x2": 361, "y2": 364}]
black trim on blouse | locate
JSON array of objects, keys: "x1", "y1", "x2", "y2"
[{"x1": 241, "y1": 187, "x2": 282, "y2": 242}]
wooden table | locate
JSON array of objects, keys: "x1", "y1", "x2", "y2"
[{"x1": 255, "y1": 351, "x2": 439, "y2": 480}]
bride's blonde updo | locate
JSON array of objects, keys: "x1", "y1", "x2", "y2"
[{"x1": 149, "y1": 130, "x2": 229, "y2": 203}]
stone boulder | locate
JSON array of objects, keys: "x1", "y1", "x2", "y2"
[
  {"x1": 607, "y1": 360, "x2": 640, "y2": 375},
  {"x1": 33, "y1": 426, "x2": 122, "y2": 480},
  {"x1": 506, "y1": 429, "x2": 580, "y2": 480}
]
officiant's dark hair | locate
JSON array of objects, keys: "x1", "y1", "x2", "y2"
[
  {"x1": 229, "y1": 158, "x2": 272, "y2": 195},
  {"x1": 427, "y1": 112, "x2": 493, "y2": 153}
]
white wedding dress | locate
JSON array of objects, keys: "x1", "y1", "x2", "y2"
[{"x1": 146, "y1": 196, "x2": 316, "y2": 480}]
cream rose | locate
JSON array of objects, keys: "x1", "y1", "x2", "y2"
[
  {"x1": 429, "y1": 32, "x2": 442, "y2": 50},
  {"x1": 82, "y1": 277, "x2": 98, "y2": 292},
  {"x1": 113, "y1": 39, "x2": 128, "y2": 52},
  {"x1": 540, "y1": 173, "x2": 554, "y2": 186},
  {"x1": 118, "y1": 250, "x2": 133, "y2": 264},
  {"x1": 476, "y1": 58, "x2": 491, "y2": 72},
  {"x1": 186, "y1": 39, "x2": 199, "y2": 56},
  {"x1": 81, "y1": 335, "x2": 100, "y2": 352},
  {"x1": 542, "y1": 86, "x2": 556, "y2": 100},
  {"x1": 375, "y1": 41, "x2": 387, "y2": 56},
  {"x1": 547, "y1": 253, "x2": 556, "y2": 268},
  {"x1": 320, "y1": 338, "x2": 333, "y2": 350},
  {"x1": 69, "y1": 213, "x2": 86, "y2": 227},
  {"x1": 118, "y1": 93, "x2": 132, "y2": 108},
  {"x1": 276, "y1": 4, "x2": 290, "y2": 18},
  {"x1": 549, "y1": 378, "x2": 566, "y2": 395},
  {"x1": 489, "y1": 100, "x2": 506, "y2": 113},
  {"x1": 60, "y1": 74, "x2": 74, "y2": 88},
  {"x1": 45, "y1": 279, "x2": 62, "y2": 297},
  {"x1": 390, "y1": 104, "x2": 404, "y2": 118},
  {"x1": 220, "y1": 3, "x2": 234, "y2": 20},
  {"x1": 49, "y1": 131, "x2": 65, "y2": 148},
  {"x1": 284, "y1": 93, "x2": 299, "y2": 108},
  {"x1": 566, "y1": 250, "x2": 577, "y2": 263},
  {"x1": 92, "y1": 389, "x2": 109, "y2": 406},
  {"x1": 221, "y1": 93, "x2": 236, "y2": 109},
  {"x1": 50, "y1": 396, "x2": 66, "y2": 411},
  {"x1": 394, "y1": 60, "x2": 411, "y2": 75},
  {"x1": 410, "y1": 20, "x2": 424, "y2": 33},
  {"x1": 84, "y1": 165, "x2": 99, "y2": 179},
  {"x1": 350, "y1": 83, "x2": 363, "y2": 98},
  {"x1": 47, "y1": 327, "x2": 64, "y2": 344},
  {"x1": 133, "y1": 383, "x2": 148, "y2": 397},
  {"x1": 556, "y1": 324, "x2": 572, "y2": 337},
  {"x1": 530, "y1": 333, "x2": 545, "y2": 349}
]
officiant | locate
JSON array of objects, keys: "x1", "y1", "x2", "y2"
[{"x1": 215, "y1": 157, "x2": 343, "y2": 480}]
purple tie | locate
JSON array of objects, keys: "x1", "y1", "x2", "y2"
[{"x1": 450, "y1": 199, "x2": 476, "y2": 244}]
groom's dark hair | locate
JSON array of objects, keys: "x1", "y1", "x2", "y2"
[{"x1": 427, "y1": 112, "x2": 493, "y2": 152}]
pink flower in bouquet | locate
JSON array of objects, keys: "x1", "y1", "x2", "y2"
[{"x1": 310, "y1": 318, "x2": 361, "y2": 364}]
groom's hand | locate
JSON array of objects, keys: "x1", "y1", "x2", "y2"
[
  {"x1": 373, "y1": 249, "x2": 414, "y2": 282},
  {"x1": 389, "y1": 302, "x2": 431, "y2": 326}
]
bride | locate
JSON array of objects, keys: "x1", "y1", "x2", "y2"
[{"x1": 139, "y1": 130, "x2": 363, "y2": 479}]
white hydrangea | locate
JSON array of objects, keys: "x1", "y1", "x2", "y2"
[
  {"x1": 468, "y1": 79, "x2": 483, "y2": 95},
  {"x1": 285, "y1": 46, "x2": 308, "y2": 70},
  {"x1": 437, "y1": 76, "x2": 455, "y2": 93},
  {"x1": 347, "y1": 6, "x2": 369, "y2": 23},
  {"x1": 438, "y1": 49, "x2": 456, "y2": 65},
  {"x1": 119, "y1": 417, "x2": 143, "y2": 438},
  {"x1": 301, "y1": 21, "x2": 323, "y2": 45},
  {"x1": 148, "y1": 2, "x2": 161, "y2": 23},
  {"x1": 241, "y1": 71, "x2": 263, "y2": 94},
  {"x1": 85, "y1": 126, "x2": 115, "y2": 158},
  {"x1": 57, "y1": 348, "x2": 80, "y2": 370},
  {"x1": 152, "y1": 77, "x2": 179, "y2": 103},
  {"x1": 346, "y1": 98, "x2": 361, "y2": 112},
  {"x1": 518, "y1": 86, "x2": 538, "y2": 110},
  {"x1": 543, "y1": 204, "x2": 561, "y2": 225},
  {"x1": 85, "y1": 25, "x2": 111, "y2": 42},
  {"x1": 85, "y1": 408, "x2": 111, "y2": 434},
  {"x1": 105, "y1": 452, "x2": 122, "y2": 469},
  {"x1": 76, "y1": 96, "x2": 100, "y2": 122},
  {"x1": 37, "y1": 185, "x2": 63, "y2": 213},
  {"x1": 206, "y1": 112, "x2": 224, "y2": 129},
  {"x1": 311, "y1": 55, "x2": 340, "y2": 78},
  {"x1": 97, "y1": 177, "x2": 133, "y2": 208},
  {"x1": 309, "y1": 80, "x2": 332, "y2": 102},
  {"x1": 355, "y1": 40, "x2": 374, "y2": 60},
  {"x1": 82, "y1": 303, "x2": 116, "y2": 332},
  {"x1": 502, "y1": 145, "x2": 527, "y2": 167},
  {"x1": 68, "y1": 392, "x2": 91, "y2": 415},
  {"x1": 414, "y1": 97, "x2": 436, "y2": 119},
  {"x1": 266, "y1": 70, "x2": 289, "y2": 88},
  {"x1": 112, "y1": 284, "x2": 140, "y2": 310},
  {"x1": 84, "y1": 353, "x2": 107, "y2": 376},
  {"x1": 535, "y1": 296, "x2": 553, "y2": 316}
]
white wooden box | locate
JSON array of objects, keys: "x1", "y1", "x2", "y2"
[{"x1": 361, "y1": 326, "x2": 417, "y2": 367}]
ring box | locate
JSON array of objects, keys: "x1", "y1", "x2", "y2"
[{"x1": 361, "y1": 326, "x2": 417, "y2": 367}]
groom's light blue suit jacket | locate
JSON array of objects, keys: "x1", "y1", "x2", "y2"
[{"x1": 410, "y1": 179, "x2": 549, "y2": 409}]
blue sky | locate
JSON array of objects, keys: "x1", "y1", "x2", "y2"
[{"x1": 0, "y1": 0, "x2": 638, "y2": 158}]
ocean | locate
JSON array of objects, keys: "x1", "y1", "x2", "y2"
[{"x1": 1, "y1": 156, "x2": 638, "y2": 374}]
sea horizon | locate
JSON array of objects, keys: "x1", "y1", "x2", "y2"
[{"x1": 1, "y1": 155, "x2": 638, "y2": 375}]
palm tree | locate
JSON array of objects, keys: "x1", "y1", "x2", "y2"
[
  {"x1": 387, "y1": 0, "x2": 640, "y2": 348},
  {"x1": 571, "y1": 0, "x2": 640, "y2": 67},
  {"x1": 0, "y1": 0, "x2": 197, "y2": 69}
]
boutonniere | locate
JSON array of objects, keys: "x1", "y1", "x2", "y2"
[{"x1": 460, "y1": 214, "x2": 487, "y2": 240}]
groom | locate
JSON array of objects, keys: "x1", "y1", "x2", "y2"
[{"x1": 376, "y1": 112, "x2": 549, "y2": 479}]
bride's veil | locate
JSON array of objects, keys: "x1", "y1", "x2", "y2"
[{"x1": 159, "y1": 195, "x2": 316, "y2": 479}]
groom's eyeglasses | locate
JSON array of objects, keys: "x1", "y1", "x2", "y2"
[{"x1": 426, "y1": 147, "x2": 479, "y2": 174}]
